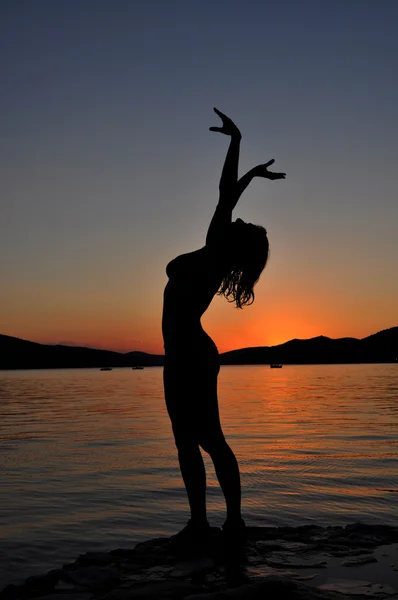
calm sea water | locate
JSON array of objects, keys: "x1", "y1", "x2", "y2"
[{"x1": 0, "y1": 364, "x2": 397, "y2": 588}]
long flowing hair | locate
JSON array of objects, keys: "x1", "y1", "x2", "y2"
[{"x1": 217, "y1": 223, "x2": 269, "y2": 308}]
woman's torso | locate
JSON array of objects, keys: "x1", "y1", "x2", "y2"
[{"x1": 162, "y1": 246, "x2": 225, "y2": 353}]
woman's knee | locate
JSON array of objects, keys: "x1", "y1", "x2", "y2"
[
  {"x1": 198, "y1": 431, "x2": 227, "y2": 454},
  {"x1": 172, "y1": 428, "x2": 198, "y2": 452}
]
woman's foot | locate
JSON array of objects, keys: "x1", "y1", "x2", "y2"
[
  {"x1": 222, "y1": 517, "x2": 247, "y2": 543},
  {"x1": 171, "y1": 519, "x2": 211, "y2": 547}
]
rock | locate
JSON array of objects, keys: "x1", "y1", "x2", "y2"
[
  {"x1": 23, "y1": 596, "x2": 92, "y2": 600},
  {"x1": 255, "y1": 539, "x2": 309, "y2": 553},
  {"x1": 341, "y1": 555, "x2": 378, "y2": 567},
  {"x1": 101, "y1": 580, "x2": 198, "y2": 599},
  {"x1": 109, "y1": 549, "x2": 137, "y2": 559},
  {"x1": 326, "y1": 547, "x2": 374, "y2": 557},
  {"x1": 133, "y1": 538, "x2": 171, "y2": 555},
  {"x1": 53, "y1": 580, "x2": 78, "y2": 590},
  {"x1": 170, "y1": 557, "x2": 215, "y2": 578},
  {"x1": 266, "y1": 555, "x2": 328, "y2": 569},
  {"x1": 145, "y1": 565, "x2": 173, "y2": 575},
  {"x1": 76, "y1": 552, "x2": 114, "y2": 566},
  {"x1": 2, "y1": 523, "x2": 398, "y2": 600},
  {"x1": 319, "y1": 578, "x2": 398, "y2": 597},
  {"x1": 66, "y1": 566, "x2": 120, "y2": 590},
  {"x1": 24, "y1": 572, "x2": 59, "y2": 594},
  {"x1": 0, "y1": 585, "x2": 18, "y2": 600},
  {"x1": 295, "y1": 574, "x2": 318, "y2": 581},
  {"x1": 247, "y1": 566, "x2": 299, "y2": 579},
  {"x1": 184, "y1": 576, "x2": 354, "y2": 599}
]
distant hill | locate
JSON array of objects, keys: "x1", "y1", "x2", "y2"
[
  {"x1": 0, "y1": 334, "x2": 164, "y2": 370},
  {"x1": 220, "y1": 327, "x2": 398, "y2": 365},
  {"x1": 0, "y1": 327, "x2": 397, "y2": 370}
]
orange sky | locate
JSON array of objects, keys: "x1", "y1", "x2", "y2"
[{"x1": 2, "y1": 263, "x2": 396, "y2": 354}]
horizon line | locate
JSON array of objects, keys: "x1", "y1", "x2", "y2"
[{"x1": 2, "y1": 325, "x2": 397, "y2": 356}]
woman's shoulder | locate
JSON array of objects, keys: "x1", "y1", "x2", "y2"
[{"x1": 166, "y1": 246, "x2": 227, "y2": 278}]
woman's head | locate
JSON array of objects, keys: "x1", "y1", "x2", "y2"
[{"x1": 218, "y1": 219, "x2": 269, "y2": 308}]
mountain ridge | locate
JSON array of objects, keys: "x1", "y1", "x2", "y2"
[{"x1": 1, "y1": 326, "x2": 397, "y2": 370}]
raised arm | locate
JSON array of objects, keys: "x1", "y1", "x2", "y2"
[
  {"x1": 211, "y1": 108, "x2": 242, "y2": 206},
  {"x1": 206, "y1": 108, "x2": 242, "y2": 246},
  {"x1": 206, "y1": 108, "x2": 285, "y2": 247},
  {"x1": 236, "y1": 159, "x2": 286, "y2": 199}
]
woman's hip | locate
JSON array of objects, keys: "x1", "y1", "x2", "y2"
[
  {"x1": 164, "y1": 331, "x2": 219, "y2": 367},
  {"x1": 163, "y1": 355, "x2": 220, "y2": 430}
]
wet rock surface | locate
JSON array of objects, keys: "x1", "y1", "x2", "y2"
[{"x1": 1, "y1": 523, "x2": 398, "y2": 600}]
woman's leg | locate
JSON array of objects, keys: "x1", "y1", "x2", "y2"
[
  {"x1": 196, "y1": 365, "x2": 244, "y2": 526},
  {"x1": 199, "y1": 430, "x2": 243, "y2": 524},
  {"x1": 173, "y1": 429, "x2": 209, "y2": 527},
  {"x1": 164, "y1": 363, "x2": 209, "y2": 528},
  {"x1": 164, "y1": 349, "x2": 244, "y2": 529}
]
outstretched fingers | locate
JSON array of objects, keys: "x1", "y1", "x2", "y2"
[
  {"x1": 254, "y1": 162, "x2": 286, "y2": 180},
  {"x1": 210, "y1": 107, "x2": 241, "y2": 137},
  {"x1": 213, "y1": 107, "x2": 229, "y2": 120}
]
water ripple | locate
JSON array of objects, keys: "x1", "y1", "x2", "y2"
[{"x1": 0, "y1": 364, "x2": 397, "y2": 588}]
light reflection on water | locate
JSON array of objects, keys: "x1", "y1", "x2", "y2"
[{"x1": 0, "y1": 364, "x2": 397, "y2": 587}]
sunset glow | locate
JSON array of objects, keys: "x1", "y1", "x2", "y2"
[{"x1": 1, "y1": 2, "x2": 397, "y2": 354}]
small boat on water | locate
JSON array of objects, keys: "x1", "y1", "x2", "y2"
[
  {"x1": 132, "y1": 366, "x2": 144, "y2": 370},
  {"x1": 270, "y1": 364, "x2": 283, "y2": 368},
  {"x1": 100, "y1": 367, "x2": 113, "y2": 371}
]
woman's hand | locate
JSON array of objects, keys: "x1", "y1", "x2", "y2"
[
  {"x1": 253, "y1": 160, "x2": 286, "y2": 180},
  {"x1": 209, "y1": 107, "x2": 241, "y2": 139}
]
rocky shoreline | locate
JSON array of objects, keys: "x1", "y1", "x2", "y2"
[{"x1": 1, "y1": 523, "x2": 398, "y2": 600}]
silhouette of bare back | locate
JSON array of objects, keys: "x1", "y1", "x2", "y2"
[{"x1": 162, "y1": 108, "x2": 286, "y2": 545}]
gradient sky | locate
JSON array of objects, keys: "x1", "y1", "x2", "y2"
[{"x1": 1, "y1": 0, "x2": 397, "y2": 354}]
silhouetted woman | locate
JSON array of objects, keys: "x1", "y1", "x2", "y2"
[{"x1": 162, "y1": 108, "x2": 285, "y2": 543}]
